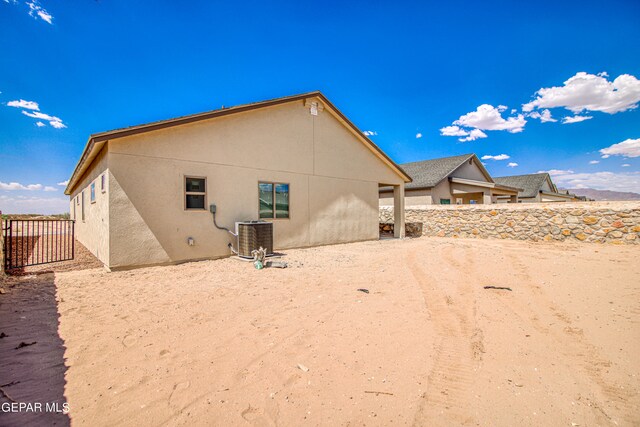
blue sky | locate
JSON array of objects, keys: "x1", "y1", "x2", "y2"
[{"x1": 1, "y1": 0, "x2": 639, "y2": 213}]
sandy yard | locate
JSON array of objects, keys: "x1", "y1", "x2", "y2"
[{"x1": 1, "y1": 237, "x2": 639, "y2": 426}]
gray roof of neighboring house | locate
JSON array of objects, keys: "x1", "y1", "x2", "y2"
[
  {"x1": 494, "y1": 173, "x2": 554, "y2": 198},
  {"x1": 400, "y1": 153, "x2": 487, "y2": 190}
]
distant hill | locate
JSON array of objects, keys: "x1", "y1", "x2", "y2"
[{"x1": 563, "y1": 188, "x2": 640, "y2": 201}]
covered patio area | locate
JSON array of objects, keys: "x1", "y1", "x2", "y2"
[{"x1": 449, "y1": 177, "x2": 519, "y2": 204}]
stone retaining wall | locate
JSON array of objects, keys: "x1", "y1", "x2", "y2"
[{"x1": 380, "y1": 201, "x2": 640, "y2": 244}]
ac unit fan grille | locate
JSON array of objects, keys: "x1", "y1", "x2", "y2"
[{"x1": 237, "y1": 222, "x2": 273, "y2": 258}]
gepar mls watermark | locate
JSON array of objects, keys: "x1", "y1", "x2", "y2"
[{"x1": 1, "y1": 401, "x2": 69, "y2": 414}]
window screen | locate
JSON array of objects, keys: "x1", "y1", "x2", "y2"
[
  {"x1": 275, "y1": 184, "x2": 289, "y2": 218},
  {"x1": 259, "y1": 183, "x2": 274, "y2": 218},
  {"x1": 185, "y1": 177, "x2": 206, "y2": 210},
  {"x1": 90, "y1": 182, "x2": 96, "y2": 203}
]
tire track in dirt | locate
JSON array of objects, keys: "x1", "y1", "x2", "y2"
[
  {"x1": 407, "y1": 244, "x2": 482, "y2": 426},
  {"x1": 502, "y1": 246, "x2": 636, "y2": 425}
]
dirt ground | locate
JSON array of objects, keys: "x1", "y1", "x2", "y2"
[{"x1": 1, "y1": 237, "x2": 638, "y2": 426}]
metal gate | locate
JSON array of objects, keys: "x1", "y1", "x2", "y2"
[{"x1": 2, "y1": 219, "x2": 75, "y2": 271}]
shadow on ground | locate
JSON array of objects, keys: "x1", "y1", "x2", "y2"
[{"x1": 0, "y1": 273, "x2": 70, "y2": 426}]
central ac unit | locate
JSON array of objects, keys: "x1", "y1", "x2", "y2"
[{"x1": 236, "y1": 221, "x2": 273, "y2": 258}]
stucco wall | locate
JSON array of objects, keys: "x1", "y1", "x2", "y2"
[
  {"x1": 68, "y1": 147, "x2": 110, "y2": 265},
  {"x1": 380, "y1": 202, "x2": 640, "y2": 244},
  {"x1": 380, "y1": 188, "x2": 433, "y2": 206},
  {"x1": 451, "y1": 159, "x2": 487, "y2": 182},
  {"x1": 100, "y1": 98, "x2": 403, "y2": 269}
]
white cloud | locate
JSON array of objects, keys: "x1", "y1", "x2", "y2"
[
  {"x1": 7, "y1": 99, "x2": 39, "y2": 110},
  {"x1": 523, "y1": 72, "x2": 640, "y2": 115},
  {"x1": 507, "y1": 162, "x2": 518, "y2": 168},
  {"x1": 57, "y1": 180, "x2": 69, "y2": 186},
  {"x1": 0, "y1": 195, "x2": 69, "y2": 215},
  {"x1": 43, "y1": 186, "x2": 57, "y2": 192},
  {"x1": 622, "y1": 164, "x2": 631, "y2": 167},
  {"x1": 363, "y1": 130, "x2": 377, "y2": 136},
  {"x1": 35, "y1": 121, "x2": 45, "y2": 127},
  {"x1": 528, "y1": 109, "x2": 557, "y2": 123},
  {"x1": 453, "y1": 104, "x2": 526, "y2": 133},
  {"x1": 599, "y1": 138, "x2": 640, "y2": 158},
  {"x1": 27, "y1": 1, "x2": 53, "y2": 24},
  {"x1": 415, "y1": 133, "x2": 422, "y2": 139},
  {"x1": 21, "y1": 110, "x2": 66, "y2": 128},
  {"x1": 49, "y1": 120, "x2": 66, "y2": 129},
  {"x1": 562, "y1": 115, "x2": 593, "y2": 124},
  {"x1": 497, "y1": 105, "x2": 508, "y2": 112},
  {"x1": 589, "y1": 160, "x2": 600, "y2": 164},
  {"x1": 440, "y1": 125, "x2": 469, "y2": 137},
  {"x1": 481, "y1": 154, "x2": 510, "y2": 161},
  {"x1": 458, "y1": 129, "x2": 487, "y2": 142},
  {"x1": 549, "y1": 170, "x2": 640, "y2": 193},
  {"x1": 601, "y1": 154, "x2": 610, "y2": 159},
  {"x1": 0, "y1": 181, "x2": 43, "y2": 191},
  {"x1": 538, "y1": 169, "x2": 574, "y2": 176}
]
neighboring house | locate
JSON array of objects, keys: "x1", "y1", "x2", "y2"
[
  {"x1": 494, "y1": 173, "x2": 576, "y2": 203},
  {"x1": 379, "y1": 153, "x2": 520, "y2": 206},
  {"x1": 64, "y1": 91, "x2": 411, "y2": 270}
]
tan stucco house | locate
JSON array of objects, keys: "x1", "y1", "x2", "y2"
[
  {"x1": 64, "y1": 92, "x2": 411, "y2": 270},
  {"x1": 379, "y1": 154, "x2": 520, "y2": 206},
  {"x1": 494, "y1": 173, "x2": 577, "y2": 203}
]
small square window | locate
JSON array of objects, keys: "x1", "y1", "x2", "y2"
[
  {"x1": 90, "y1": 182, "x2": 96, "y2": 203},
  {"x1": 185, "y1": 176, "x2": 206, "y2": 210}
]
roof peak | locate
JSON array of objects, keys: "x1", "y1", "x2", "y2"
[
  {"x1": 401, "y1": 153, "x2": 474, "y2": 166},
  {"x1": 90, "y1": 90, "x2": 324, "y2": 139}
]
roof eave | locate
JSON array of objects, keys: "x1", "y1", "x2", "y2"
[{"x1": 64, "y1": 91, "x2": 412, "y2": 194}]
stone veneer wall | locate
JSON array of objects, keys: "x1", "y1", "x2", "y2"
[{"x1": 379, "y1": 201, "x2": 640, "y2": 244}]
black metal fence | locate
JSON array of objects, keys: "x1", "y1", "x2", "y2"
[{"x1": 2, "y1": 219, "x2": 75, "y2": 271}]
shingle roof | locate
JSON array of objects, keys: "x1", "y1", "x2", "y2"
[
  {"x1": 494, "y1": 173, "x2": 552, "y2": 198},
  {"x1": 400, "y1": 153, "x2": 483, "y2": 189}
]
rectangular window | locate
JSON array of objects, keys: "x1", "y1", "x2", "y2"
[
  {"x1": 81, "y1": 191, "x2": 85, "y2": 221},
  {"x1": 76, "y1": 196, "x2": 79, "y2": 205},
  {"x1": 185, "y1": 177, "x2": 206, "y2": 210},
  {"x1": 90, "y1": 182, "x2": 96, "y2": 203},
  {"x1": 101, "y1": 174, "x2": 106, "y2": 192},
  {"x1": 259, "y1": 182, "x2": 289, "y2": 219},
  {"x1": 440, "y1": 198, "x2": 451, "y2": 205}
]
